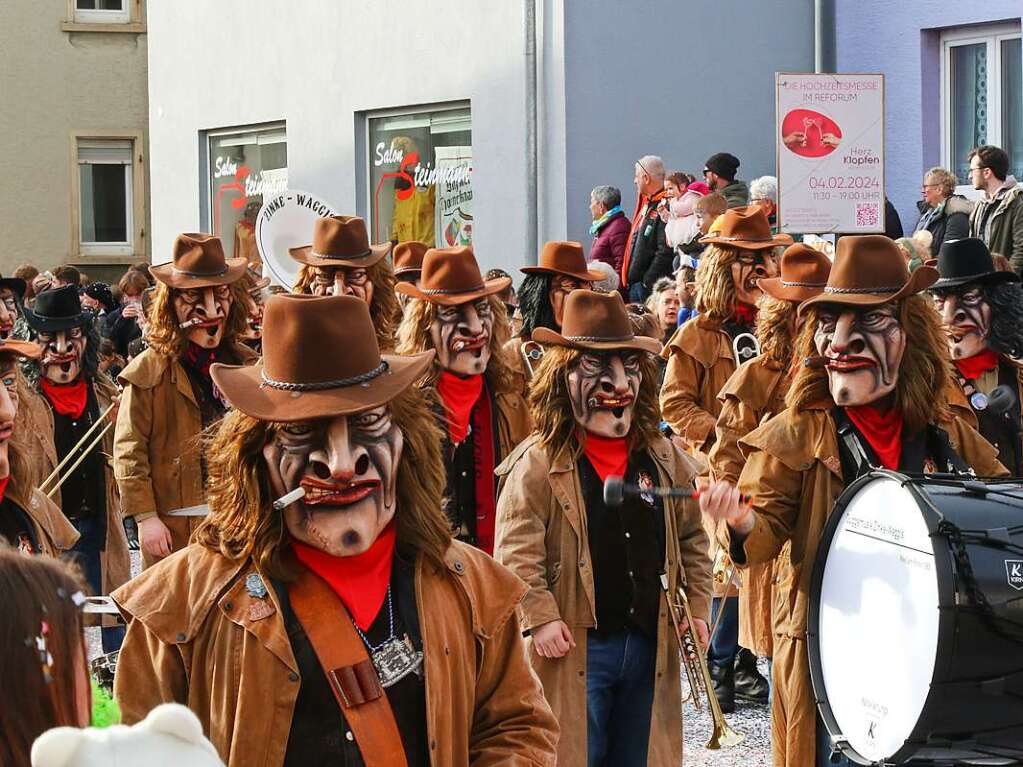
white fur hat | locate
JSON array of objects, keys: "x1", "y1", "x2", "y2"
[{"x1": 31, "y1": 703, "x2": 224, "y2": 767}]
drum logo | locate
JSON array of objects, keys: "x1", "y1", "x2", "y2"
[
  {"x1": 636, "y1": 472, "x2": 655, "y2": 506},
  {"x1": 1006, "y1": 560, "x2": 1023, "y2": 591}
]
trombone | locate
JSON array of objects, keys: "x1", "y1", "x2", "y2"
[
  {"x1": 39, "y1": 400, "x2": 116, "y2": 499},
  {"x1": 660, "y1": 568, "x2": 744, "y2": 750}
]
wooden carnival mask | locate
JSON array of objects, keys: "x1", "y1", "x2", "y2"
[
  {"x1": 430, "y1": 297, "x2": 493, "y2": 376},
  {"x1": 549, "y1": 275, "x2": 588, "y2": 328},
  {"x1": 38, "y1": 328, "x2": 87, "y2": 384},
  {"x1": 0, "y1": 288, "x2": 20, "y2": 340},
  {"x1": 173, "y1": 285, "x2": 233, "y2": 349},
  {"x1": 814, "y1": 304, "x2": 906, "y2": 407},
  {"x1": 731, "y1": 250, "x2": 777, "y2": 307},
  {"x1": 567, "y1": 350, "x2": 642, "y2": 438},
  {"x1": 933, "y1": 284, "x2": 991, "y2": 360},
  {"x1": 310, "y1": 265, "x2": 374, "y2": 306}
]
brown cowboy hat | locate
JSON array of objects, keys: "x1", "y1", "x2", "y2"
[
  {"x1": 0, "y1": 338, "x2": 41, "y2": 360},
  {"x1": 395, "y1": 247, "x2": 511, "y2": 306},
  {"x1": 393, "y1": 241, "x2": 429, "y2": 277},
  {"x1": 699, "y1": 206, "x2": 793, "y2": 250},
  {"x1": 799, "y1": 235, "x2": 938, "y2": 316},
  {"x1": 759, "y1": 243, "x2": 832, "y2": 303},
  {"x1": 150, "y1": 234, "x2": 248, "y2": 289},
  {"x1": 520, "y1": 241, "x2": 605, "y2": 281},
  {"x1": 532, "y1": 289, "x2": 662, "y2": 354},
  {"x1": 211, "y1": 294, "x2": 434, "y2": 422},
  {"x1": 288, "y1": 216, "x2": 391, "y2": 269}
]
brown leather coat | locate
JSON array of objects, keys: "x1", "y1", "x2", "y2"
[
  {"x1": 709, "y1": 356, "x2": 789, "y2": 657},
  {"x1": 503, "y1": 337, "x2": 535, "y2": 400},
  {"x1": 113, "y1": 344, "x2": 256, "y2": 567},
  {"x1": 112, "y1": 540, "x2": 558, "y2": 767},
  {"x1": 494, "y1": 434, "x2": 712, "y2": 766},
  {"x1": 11, "y1": 486, "x2": 80, "y2": 557},
  {"x1": 730, "y1": 405, "x2": 1005, "y2": 766}
]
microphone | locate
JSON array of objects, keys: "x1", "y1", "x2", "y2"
[{"x1": 603, "y1": 476, "x2": 750, "y2": 508}]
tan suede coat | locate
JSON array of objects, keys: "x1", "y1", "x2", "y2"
[
  {"x1": 494, "y1": 434, "x2": 712, "y2": 767},
  {"x1": 112, "y1": 540, "x2": 558, "y2": 767},
  {"x1": 730, "y1": 405, "x2": 1005, "y2": 766},
  {"x1": 9, "y1": 486, "x2": 80, "y2": 557}
]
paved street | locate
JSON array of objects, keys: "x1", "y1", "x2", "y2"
[{"x1": 683, "y1": 662, "x2": 772, "y2": 766}]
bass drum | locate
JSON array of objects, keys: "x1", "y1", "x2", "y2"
[{"x1": 808, "y1": 471, "x2": 1023, "y2": 765}]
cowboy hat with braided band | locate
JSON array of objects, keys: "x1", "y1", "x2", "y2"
[
  {"x1": 288, "y1": 215, "x2": 391, "y2": 269},
  {"x1": 521, "y1": 241, "x2": 605, "y2": 281},
  {"x1": 759, "y1": 243, "x2": 832, "y2": 304},
  {"x1": 150, "y1": 234, "x2": 248, "y2": 289},
  {"x1": 393, "y1": 241, "x2": 429, "y2": 277},
  {"x1": 394, "y1": 246, "x2": 510, "y2": 306},
  {"x1": 699, "y1": 206, "x2": 793, "y2": 250},
  {"x1": 532, "y1": 289, "x2": 661, "y2": 355}
]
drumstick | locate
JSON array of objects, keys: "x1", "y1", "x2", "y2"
[
  {"x1": 39, "y1": 401, "x2": 117, "y2": 493},
  {"x1": 44, "y1": 422, "x2": 113, "y2": 499},
  {"x1": 603, "y1": 476, "x2": 752, "y2": 508}
]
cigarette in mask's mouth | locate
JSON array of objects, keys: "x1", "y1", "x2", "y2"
[
  {"x1": 179, "y1": 318, "x2": 203, "y2": 330},
  {"x1": 272, "y1": 486, "x2": 306, "y2": 511}
]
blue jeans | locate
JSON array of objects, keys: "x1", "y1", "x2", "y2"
[
  {"x1": 628, "y1": 282, "x2": 650, "y2": 303},
  {"x1": 64, "y1": 516, "x2": 124, "y2": 653},
  {"x1": 586, "y1": 631, "x2": 656, "y2": 767},
  {"x1": 707, "y1": 596, "x2": 739, "y2": 670}
]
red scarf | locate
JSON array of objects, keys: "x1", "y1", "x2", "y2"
[
  {"x1": 0, "y1": 475, "x2": 11, "y2": 503},
  {"x1": 40, "y1": 378, "x2": 88, "y2": 419},
  {"x1": 846, "y1": 404, "x2": 904, "y2": 470},
  {"x1": 955, "y1": 349, "x2": 999, "y2": 381},
  {"x1": 471, "y1": 389, "x2": 498, "y2": 555},
  {"x1": 292, "y1": 522, "x2": 396, "y2": 631},
  {"x1": 437, "y1": 371, "x2": 484, "y2": 444},
  {"x1": 581, "y1": 431, "x2": 629, "y2": 483},
  {"x1": 733, "y1": 302, "x2": 758, "y2": 327}
]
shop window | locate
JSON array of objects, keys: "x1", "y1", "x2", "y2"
[
  {"x1": 206, "y1": 123, "x2": 287, "y2": 266},
  {"x1": 73, "y1": 0, "x2": 129, "y2": 24},
  {"x1": 942, "y1": 24, "x2": 1022, "y2": 185},
  {"x1": 75, "y1": 137, "x2": 139, "y2": 258},
  {"x1": 367, "y1": 105, "x2": 472, "y2": 248}
]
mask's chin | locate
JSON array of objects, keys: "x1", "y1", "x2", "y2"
[
  {"x1": 186, "y1": 321, "x2": 225, "y2": 348},
  {"x1": 44, "y1": 359, "x2": 81, "y2": 384},
  {"x1": 444, "y1": 343, "x2": 491, "y2": 376},
  {"x1": 951, "y1": 332, "x2": 986, "y2": 359},
  {"x1": 579, "y1": 400, "x2": 634, "y2": 438},
  {"x1": 827, "y1": 369, "x2": 894, "y2": 408},
  {"x1": 285, "y1": 487, "x2": 394, "y2": 557}
]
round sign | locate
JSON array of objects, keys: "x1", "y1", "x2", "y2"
[{"x1": 255, "y1": 190, "x2": 337, "y2": 288}]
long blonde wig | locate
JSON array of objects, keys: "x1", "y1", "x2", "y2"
[
  {"x1": 528, "y1": 345, "x2": 661, "y2": 461},
  {"x1": 293, "y1": 261, "x2": 399, "y2": 350},
  {"x1": 195, "y1": 385, "x2": 451, "y2": 578},
  {"x1": 787, "y1": 294, "x2": 952, "y2": 435},
  {"x1": 757, "y1": 295, "x2": 797, "y2": 367},
  {"x1": 145, "y1": 281, "x2": 251, "y2": 358},
  {"x1": 695, "y1": 244, "x2": 740, "y2": 322}
]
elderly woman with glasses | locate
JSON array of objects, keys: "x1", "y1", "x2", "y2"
[{"x1": 914, "y1": 166, "x2": 973, "y2": 256}]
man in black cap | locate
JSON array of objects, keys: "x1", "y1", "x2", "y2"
[
  {"x1": 932, "y1": 237, "x2": 1023, "y2": 474},
  {"x1": 704, "y1": 152, "x2": 749, "y2": 209},
  {"x1": 0, "y1": 276, "x2": 27, "y2": 340}
]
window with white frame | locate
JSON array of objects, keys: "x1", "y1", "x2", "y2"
[
  {"x1": 77, "y1": 139, "x2": 134, "y2": 256},
  {"x1": 942, "y1": 24, "x2": 1022, "y2": 185},
  {"x1": 73, "y1": 0, "x2": 129, "y2": 24}
]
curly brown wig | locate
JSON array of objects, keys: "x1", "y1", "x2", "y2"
[
  {"x1": 695, "y1": 244, "x2": 740, "y2": 322},
  {"x1": 293, "y1": 261, "x2": 399, "y2": 351},
  {"x1": 194, "y1": 385, "x2": 451, "y2": 578},
  {"x1": 787, "y1": 294, "x2": 952, "y2": 435},
  {"x1": 145, "y1": 281, "x2": 251, "y2": 358},
  {"x1": 757, "y1": 295, "x2": 797, "y2": 367},
  {"x1": 394, "y1": 294, "x2": 513, "y2": 393},
  {"x1": 528, "y1": 344, "x2": 661, "y2": 461}
]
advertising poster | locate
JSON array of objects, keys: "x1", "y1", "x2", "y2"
[
  {"x1": 776, "y1": 73, "x2": 885, "y2": 234},
  {"x1": 434, "y1": 145, "x2": 473, "y2": 247}
]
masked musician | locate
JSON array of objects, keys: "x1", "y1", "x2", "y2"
[
  {"x1": 395, "y1": 247, "x2": 530, "y2": 554},
  {"x1": 392, "y1": 240, "x2": 427, "y2": 313},
  {"x1": 0, "y1": 337, "x2": 78, "y2": 557},
  {"x1": 932, "y1": 237, "x2": 1023, "y2": 475},
  {"x1": 111, "y1": 294, "x2": 558, "y2": 766},
  {"x1": 699, "y1": 235, "x2": 1006, "y2": 767},
  {"x1": 113, "y1": 234, "x2": 256, "y2": 570},
  {"x1": 505, "y1": 241, "x2": 603, "y2": 395},
  {"x1": 290, "y1": 215, "x2": 400, "y2": 350},
  {"x1": 240, "y1": 269, "x2": 272, "y2": 354},
  {"x1": 495, "y1": 289, "x2": 712, "y2": 766},
  {"x1": 24, "y1": 286, "x2": 129, "y2": 651}
]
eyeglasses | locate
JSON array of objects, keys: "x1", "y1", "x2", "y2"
[
  {"x1": 969, "y1": 166, "x2": 988, "y2": 174},
  {"x1": 636, "y1": 159, "x2": 652, "y2": 177}
]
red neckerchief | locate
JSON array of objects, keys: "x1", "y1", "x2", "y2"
[
  {"x1": 846, "y1": 404, "x2": 904, "y2": 470},
  {"x1": 955, "y1": 349, "x2": 999, "y2": 381},
  {"x1": 181, "y1": 342, "x2": 219, "y2": 378},
  {"x1": 437, "y1": 371, "x2": 484, "y2": 444},
  {"x1": 471, "y1": 387, "x2": 497, "y2": 555},
  {"x1": 733, "y1": 302, "x2": 758, "y2": 327},
  {"x1": 292, "y1": 522, "x2": 396, "y2": 632},
  {"x1": 580, "y1": 430, "x2": 630, "y2": 483},
  {"x1": 40, "y1": 378, "x2": 88, "y2": 419},
  {"x1": 0, "y1": 475, "x2": 11, "y2": 503}
]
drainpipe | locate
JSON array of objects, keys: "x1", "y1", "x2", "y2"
[
  {"x1": 524, "y1": 0, "x2": 538, "y2": 265},
  {"x1": 814, "y1": 0, "x2": 835, "y2": 73}
]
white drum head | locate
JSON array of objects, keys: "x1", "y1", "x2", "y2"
[
  {"x1": 255, "y1": 190, "x2": 337, "y2": 289},
  {"x1": 817, "y1": 475, "x2": 940, "y2": 761}
]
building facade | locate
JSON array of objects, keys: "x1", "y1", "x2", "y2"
[
  {"x1": 145, "y1": 0, "x2": 814, "y2": 276},
  {"x1": 835, "y1": 1, "x2": 1022, "y2": 232},
  {"x1": 0, "y1": 0, "x2": 150, "y2": 282}
]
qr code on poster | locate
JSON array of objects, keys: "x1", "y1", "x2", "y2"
[{"x1": 856, "y1": 203, "x2": 880, "y2": 228}]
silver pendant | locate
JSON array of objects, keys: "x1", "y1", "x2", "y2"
[
  {"x1": 370, "y1": 634, "x2": 423, "y2": 689},
  {"x1": 971, "y1": 391, "x2": 989, "y2": 411}
]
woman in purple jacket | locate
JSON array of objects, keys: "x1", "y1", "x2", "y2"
[{"x1": 588, "y1": 185, "x2": 631, "y2": 275}]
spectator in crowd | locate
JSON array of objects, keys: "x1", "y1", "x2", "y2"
[
  {"x1": 703, "y1": 152, "x2": 749, "y2": 208},
  {"x1": 914, "y1": 167, "x2": 972, "y2": 256},
  {"x1": 51, "y1": 266, "x2": 81, "y2": 288},
  {"x1": 587, "y1": 259, "x2": 620, "y2": 294},
  {"x1": 98, "y1": 337, "x2": 127, "y2": 380},
  {"x1": 32, "y1": 272, "x2": 54, "y2": 297},
  {"x1": 129, "y1": 261, "x2": 155, "y2": 287},
  {"x1": 588, "y1": 184, "x2": 630, "y2": 277},
  {"x1": 675, "y1": 265, "x2": 697, "y2": 325},
  {"x1": 81, "y1": 282, "x2": 117, "y2": 319},
  {"x1": 678, "y1": 192, "x2": 729, "y2": 264},
  {"x1": 103, "y1": 271, "x2": 149, "y2": 357},
  {"x1": 749, "y1": 175, "x2": 780, "y2": 230},
  {"x1": 623, "y1": 155, "x2": 673, "y2": 302},
  {"x1": 14, "y1": 264, "x2": 39, "y2": 303},
  {"x1": 660, "y1": 173, "x2": 706, "y2": 256},
  {"x1": 968, "y1": 145, "x2": 1023, "y2": 274},
  {"x1": 646, "y1": 276, "x2": 680, "y2": 345}
]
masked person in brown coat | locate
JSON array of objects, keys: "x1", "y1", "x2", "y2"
[
  {"x1": 290, "y1": 215, "x2": 400, "y2": 350},
  {"x1": 699, "y1": 235, "x2": 1006, "y2": 767},
  {"x1": 113, "y1": 235, "x2": 256, "y2": 570},
  {"x1": 395, "y1": 247, "x2": 530, "y2": 554},
  {"x1": 111, "y1": 294, "x2": 558, "y2": 767},
  {"x1": 505, "y1": 241, "x2": 603, "y2": 396},
  {"x1": 709, "y1": 243, "x2": 832, "y2": 708},
  {"x1": 494, "y1": 289, "x2": 712, "y2": 767},
  {"x1": 24, "y1": 286, "x2": 129, "y2": 652},
  {"x1": 392, "y1": 240, "x2": 427, "y2": 313}
]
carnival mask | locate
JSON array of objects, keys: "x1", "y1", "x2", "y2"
[
  {"x1": 0, "y1": 358, "x2": 17, "y2": 476},
  {"x1": 933, "y1": 285, "x2": 991, "y2": 360},
  {"x1": 567, "y1": 350, "x2": 642, "y2": 438},
  {"x1": 430, "y1": 298, "x2": 493, "y2": 376},
  {"x1": 0, "y1": 289, "x2": 19, "y2": 340},
  {"x1": 731, "y1": 252, "x2": 777, "y2": 307},
  {"x1": 173, "y1": 285, "x2": 233, "y2": 349},
  {"x1": 311, "y1": 266, "x2": 374, "y2": 306},
  {"x1": 815, "y1": 305, "x2": 905, "y2": 407},
  {"x1": 265, "y1": 406, "x2": 402, "y2": 557},
  {"x1": 38, "y1": 328, "x2": 86, "y2": 384},
  {"x1": 550, "y1": 275, "x2": 587, "y2": 328}
]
